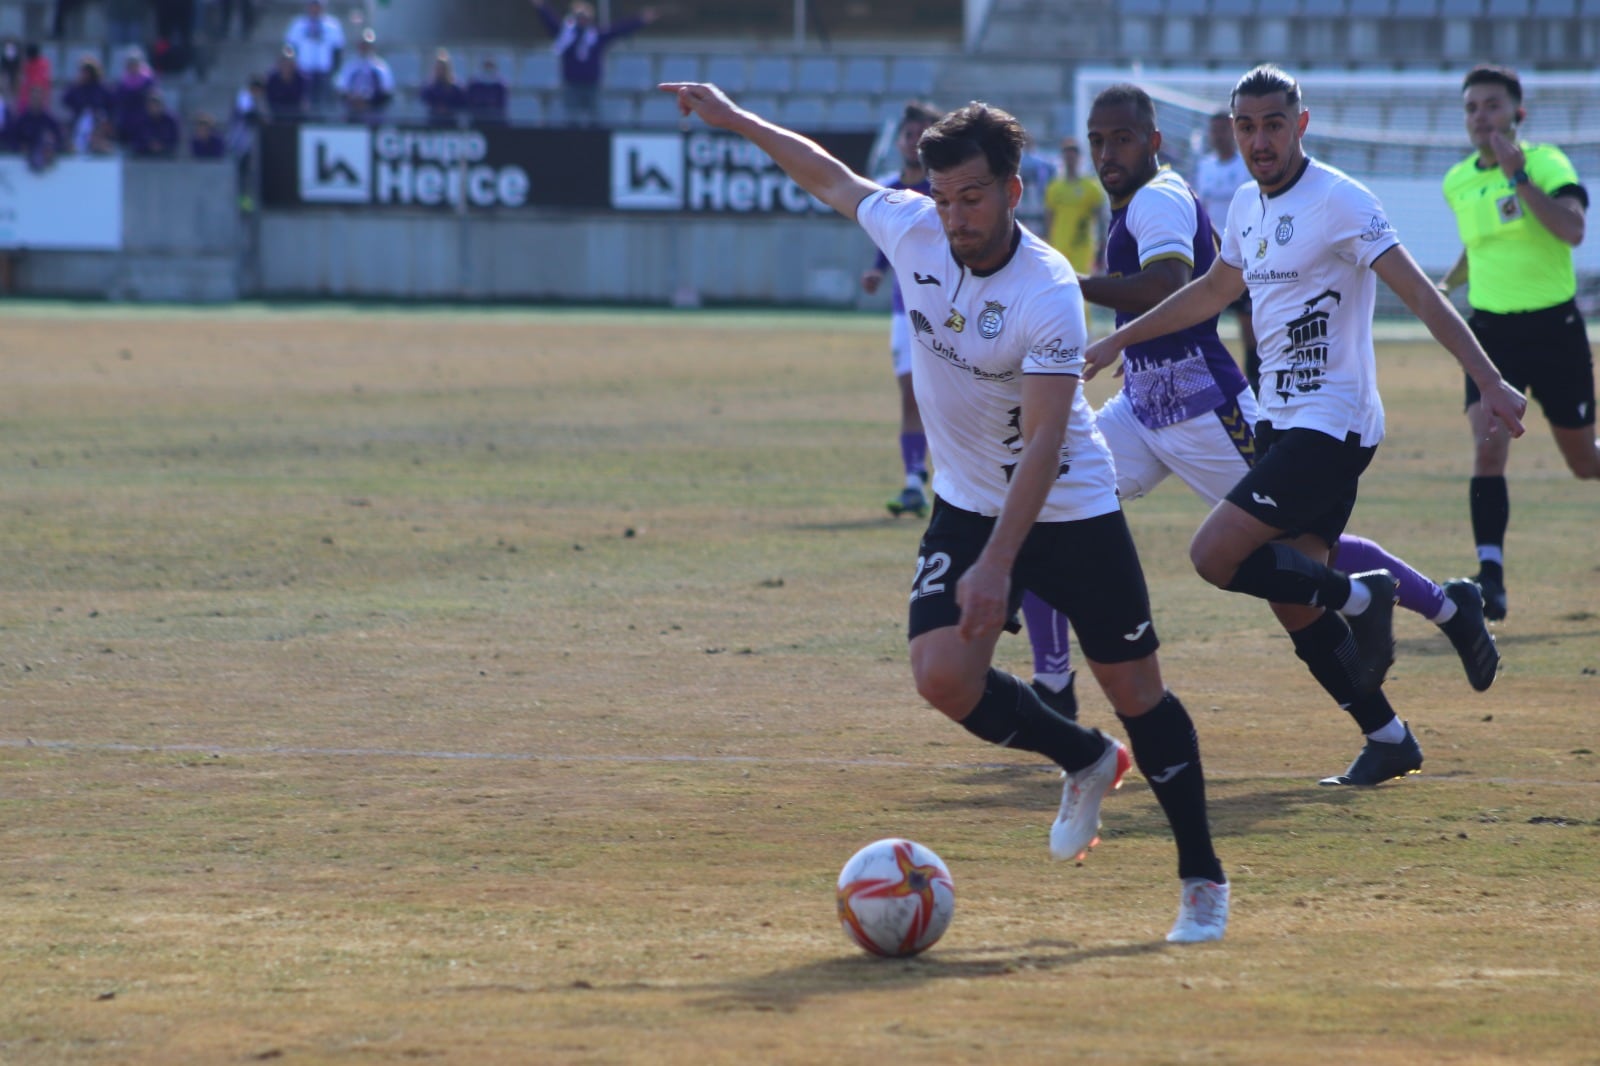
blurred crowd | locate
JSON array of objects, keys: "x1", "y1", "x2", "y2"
[{"x1": 1, "y1": 0, "x2": 518, "y2": 176}]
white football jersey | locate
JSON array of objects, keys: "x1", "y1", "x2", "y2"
[
  {"x1": 1193, "y1": 151, "x2": 1251, "y2": 241},
  {"x1": 856, "y1": 188, "x2": 1119, "y2": 521},
  {"x1": 1218, "y1": 158, "x2": 1398, "y2": 446}
]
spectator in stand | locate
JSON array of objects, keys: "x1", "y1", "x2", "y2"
[
  {"x1": 62, "y1": 54, "x2": 113, "y2": 128},
  {"x1": 52, "y1": 0, "x2": 86, "y2": 40},
  {"x1": 530, "y1": 0, "x2": 656, "y2": 127},
  {"x1": 264, "y1": 47, "x2": 307, "y2": 120},
  {"x1": 229, "y1": 75, "x2": 264, "y2": 208},
  {"x1": 465, "y1": 56, "x2": 507, "y2": 125},
  {"x1": 105, "y1": 0, "x2": 150, "y2": 48},
  {"x1": 87, "y1": 113, "x2": 118, "y2": 154},
  {"x1": 19, "y1": 43, "x2": 53, "y2": 104},
  {"x1": 334, "y1": 28, "x2": 393, "y2": 125},
  {"x1": 10, "y1": 86, "x2": 63, "y2": 168},
  {"x1": 190, "y1": 111, "x2": 224, "y2": 157},
  {"x1": 130, "y1": 90, "x2": 179, "y2": 157},
  {"x1": 420, "y1": 48, "x2": 466, "y2": 127},
  {"x1": 113, "y1": 47, "x2": 157, "y2": 145},
  {"x1": 151, "y1": 0, "x2": 196, "y2": 74},
  {"x1": 216, "y1": 0, "x2": 255, "y2": 40},
  {"x1": 284, "y1": 0, "x2": 344, "y2": 114}
]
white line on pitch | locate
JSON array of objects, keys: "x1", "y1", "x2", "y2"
[{"x1": 3, "y1": 737, "x2": 1597, "y2": 789}]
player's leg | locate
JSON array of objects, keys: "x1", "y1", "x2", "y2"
[
  {"x1": 1036, "y1": 511, "x2": 1226, "y2": 940},
  {"x1": 1020, "y1": 590, "x2": 1076, "y2": 719},
  {"x1": 1017, "y1": 392, "x2": 1173, "y2": 718},
  {"x1": 1333, "y1": 533, "x2": 1498, "y2": 692},
  {"x1": 1467, "y1": 396, "x2": 1514, "y2": 620},
  {"x1": 885, "y1": 314, "x2": 929, "y2": 518},
  {"x1": 907, "y1": 501, "x2": 1110, "y2": 778}
]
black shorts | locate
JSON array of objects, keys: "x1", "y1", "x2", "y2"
[
  {"x1": 1224, "y1": 422, "x2": 1377, "y2": 547},
  {"x1": 1465, "y1": 299, "x2": 1596, "y2": 429},
  {"x1": 907, "y1": 500, "x2": 1159, "y2": 664}
]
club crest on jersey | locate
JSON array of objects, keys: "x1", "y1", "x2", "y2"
[
  {"x1": 1274, "y1": 214, "x2": 1295, "y2": 245},
  {"x1": 945, "y1": 308, "x2": 966, "y2": 333},
  {"x1": 977, "y1": 300, "x2": 1006, "y2": 339}
]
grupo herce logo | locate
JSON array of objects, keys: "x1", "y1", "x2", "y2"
[{"x1": 299, "y1": 126, "x2": 372, "y2": 203}]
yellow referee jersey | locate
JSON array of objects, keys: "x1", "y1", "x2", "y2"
[{"x1": 1442, "y1": 142, "x2": 1584, "y2": 313}]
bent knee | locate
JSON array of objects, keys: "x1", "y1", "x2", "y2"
[
  {"x1": 1188, "y1": 538, "x2": 1233, "y2": 588},
  {"x1": 913, "y1": 665, "x2": 982, "y2": 719}
]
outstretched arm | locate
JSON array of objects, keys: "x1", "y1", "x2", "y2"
[
  {"x1": 1372, "y1": 244, "x2": 1526, "y2": 437},
  {"x1": 660, "y1": 82, "x2": 879, "y2": 219},
  {"x1": 1080, "y1": 255, "x2": 1244, "y2": 380}
]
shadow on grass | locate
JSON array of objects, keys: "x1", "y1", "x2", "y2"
[
  {"x1": 788, "y1": 517, "x2": 922, "y2": 533},
  {"x1": 912, "y1": 764, "x2": 1367, "y2": 842},
  {"x1": 689, "y1": 938, "x2": 1166, "y2": 1013}
]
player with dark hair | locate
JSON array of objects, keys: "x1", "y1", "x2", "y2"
[
  {"x1": 661, "y1": 81, "x2": 1230, "y2": 942},
  {"x1": 1023, "y1": 83, "x2": 1500, "y2": 777},
  {"x1": 1438, "y1": 63, "x2": 1596, "y2": 621},
  {"x1": 1082, "y1": 65, "x2": 1527, "y2": 789},
  {"x1": 862, "y1": 100, "x2": 944, "y2": 518}
]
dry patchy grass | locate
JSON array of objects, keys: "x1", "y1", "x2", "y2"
[{"x1": 0, "y1": 306, "x2": 1597, "y2": 1064}]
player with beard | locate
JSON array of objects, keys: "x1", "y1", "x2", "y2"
[
  {"x1": 1081, "y1": 66, "x2": 1527, "y2": 788},
  {"x1": 661, "y1": 80, "x2": 1231, "y2": 942},
  {"x1": 1020, "y1": 84, "x2": 1501, "y2": 789}
]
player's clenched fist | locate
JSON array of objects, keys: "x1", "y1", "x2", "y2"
[{"x1": 659, "y1": 82, "x2": 740, "y2": 128}]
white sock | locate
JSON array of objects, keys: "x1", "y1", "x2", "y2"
[
  {"x1": 1366, "y1": 718, "x2": 1408, "y2": 744},
  {"x1": 1477, "y1": 545, "x2": 1504, "y2": 566},
  {"x1": 1341, "y1": 580, "x2": 1372, "y2": 617},
  {"x1": 1431, "y1": 596, "x2": 1458, "y2": 624},
  {"x1": 1033, "y1": 671, "x2": 1071, "y2": 694},
  {"x1": 905, "y1": 472, "x2": 923, "y2": 490}
]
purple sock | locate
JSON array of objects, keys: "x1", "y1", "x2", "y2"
[
  {"x1": 1022, "y1": 591, "x2": 1072, "y2": 676},
  {"x1": 1333, "y1": 534, "x2": 1446, "y2": 621},
  {"x1": 899, "y1": 432, "x2": 927, "y2": 480}
]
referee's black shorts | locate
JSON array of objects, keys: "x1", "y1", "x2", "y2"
[
  {"x1": 1465, "y1": 298, "x2": 1595, "y2": 429},
  {"x1": 907, "y1": 499, "x2": 1160, "y2": 664}
]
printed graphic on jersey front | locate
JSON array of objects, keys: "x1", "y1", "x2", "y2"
[{"x1": 1271, "y1": 289, "x2": 1341, "y2": 403}]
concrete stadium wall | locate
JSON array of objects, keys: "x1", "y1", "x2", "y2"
[
  {"x1": 16, "y1": 160, "x2": 243, "y2": 302},
  {"x1": 255, "y1": 211, "x2": 878, "y2": 306}
]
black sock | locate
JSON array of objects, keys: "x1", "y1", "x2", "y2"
[
  {"x1": 1225, "y1": 543, "x2": 1353, "y2": 609},
  {"x1": 1119, "y1": 693, "x2": 1224, "y2": 885},
  {"x1": 1470, "y1": 475, "x2": 1509, "y2": 565},
  {"x1": 958, "y1": 668, "x2": 1106, "y2": 772},
  {"x1": 1289, "y1": 610, "x2": 1397, "y2": 734}
]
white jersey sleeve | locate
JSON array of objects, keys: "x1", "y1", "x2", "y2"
[
  {"x1": 1324, "y1": 174, "x2": 1400, "y2": 268},
  {"x1": 1126, "y1": 171, "x2": 1200, "y2": 269},
  {"x1": 855, "y1": 185, "x2": 920, "y2": 262}
]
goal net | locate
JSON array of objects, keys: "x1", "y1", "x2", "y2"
[{"x1": 1072, "y1": 67, "x2": 1600, "y2": 305}]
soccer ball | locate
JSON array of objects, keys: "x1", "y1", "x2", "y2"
[{"x1": 835, "y1": 838, "x2": 955, "y2": 957}]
